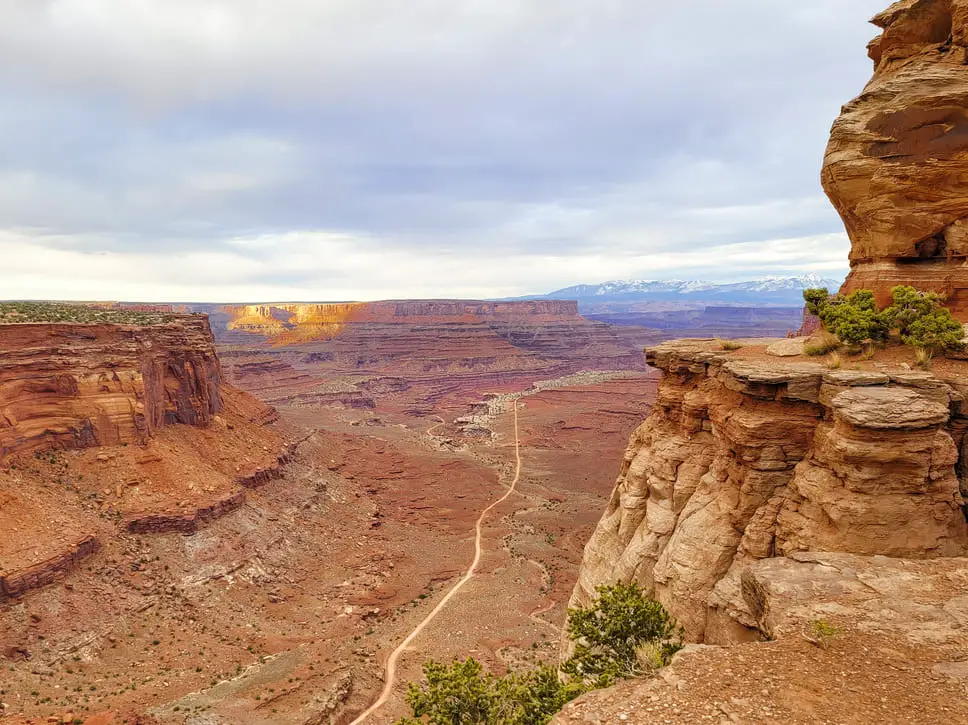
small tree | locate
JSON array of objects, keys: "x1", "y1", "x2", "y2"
[
  {"x1": 884, "y1": 285, "x2": 964, "y2": 352},
  {"x1": 402, "y1": 658, "x2": 497, "y2": 725},
  {"x1": 562, "y1": 582, "x2": 683, "y2": 687},
  {"x1": 397, "y1": 658, "x2": 582, "y2": 725},
  {"x1": 493, "y1": 663, "x2": 584, "y2": 725},
  {"x1": 803, "y1": 287, "x2": 831, "y2": 317},
  {"x1": 803, "y1": 288, "x2": 891, "y2": 347},
  {"x1": 396, "y1": 584, "x2": 682, "y2": 724}
]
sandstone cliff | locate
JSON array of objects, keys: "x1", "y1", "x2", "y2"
[
  {"x1": 570, "y1": 340, "x2": 968, "y2": 643},
  {"x1": 0, "y1": 317, "x2": 222, "y2": 458},
  {"x1": 0, "y1": 315, "x2": 292, "y2": 602},
  {"x1": 824, "y1": 0, "x2": 968, "y2": 312}
]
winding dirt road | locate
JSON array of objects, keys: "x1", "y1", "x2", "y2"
[{"x1": 349, "y1": 402, "x2": 523, "y2": 723}]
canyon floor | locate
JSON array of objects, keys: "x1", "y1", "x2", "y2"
[{"x1": 0, "y1": 370, "x2": 656, "y2": 724}]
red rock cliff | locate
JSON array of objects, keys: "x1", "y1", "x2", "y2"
[
  {"x1": 570, "y1": 340, "x2": 968, "y2": 644},
  {"x1": 0, "y1": 316, "x2": 222, "y2": 458},
  {"x1": 824, "y1": 0, "x2": 968, "y2": 313}
]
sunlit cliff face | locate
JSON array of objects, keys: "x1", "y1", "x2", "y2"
[{"x1": 225, "y1": 303, "x2": 368, "y2": 345}]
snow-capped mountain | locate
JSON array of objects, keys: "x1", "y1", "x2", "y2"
[{"x1": 535, "y1": 274, "x2": 843, "y2": 306}]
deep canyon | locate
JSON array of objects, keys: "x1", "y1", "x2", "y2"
[{"x1": 5, "y1": 1, "x2": 968, "y2": 724}]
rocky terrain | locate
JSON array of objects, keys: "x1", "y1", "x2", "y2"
[
  {"x1": 0, "y1": 301, "x2": 661, "y2": 723},
  {"x1": 0, "y1": 315, "x2": 293, "y2": 605},
  {"x1": 571, "y1": 339, "x2": 968, "y2": 638},
  {"x1": 561, "y1": 336, "x2": 968, "y2": 721},
  {"x1": 826, "y1": 0, "x2": 968, "y2": 311},
  {"x1": 559, "y1": 6, "x2": 968, "y2": 716}
]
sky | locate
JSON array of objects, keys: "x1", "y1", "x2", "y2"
[{"x1": 1, "y1": 0, "x2": 887, "y2": 302}]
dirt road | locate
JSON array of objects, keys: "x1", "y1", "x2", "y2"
[{"x1": 349, "y1": 402, "x2": 522, "y2": 723}]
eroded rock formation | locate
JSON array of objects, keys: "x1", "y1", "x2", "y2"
[
  {"x1": 555, "y1": 552, "x2": 968, "y2": 724},
  {"x1": 570, "y1": 340, "x2": 968, "y2": 643},
  {"x1": 825, "y1": 0, "x2": 968, "y2": 312},
  {"x1": 0, "y1": 317, "x2": 222, "y2": 457},
  {"x1": 0, "y1": 316, "x2": 293, "y2": 601}
]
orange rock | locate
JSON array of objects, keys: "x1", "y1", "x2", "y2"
[{"x1": 823, "y1": 0, "x2": 968, "y2": 313}]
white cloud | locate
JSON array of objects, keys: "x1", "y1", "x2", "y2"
[
  {"x1": 0, "y1": 227, "x2": 848, "y2": 302},
  {"x1": 0, "y1": 0, "x2": 884, "y2": 299}
]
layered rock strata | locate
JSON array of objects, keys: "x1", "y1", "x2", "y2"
[
  {"x1": 0, "y1": 318, "x2": 291, "y2": 599},
  {"x1": 555, "y1": 552, "x2": 968, "y2": 724},
  {"x1": 0, "y1": 317, "x2": 222, "y2": 458},
  {"x1": 824, "y1": 0, "x2": 968, "y2": 313},
  {"x1": 571, "y1": 340, "x2": 968, "y2": 643},
  {"x1": 0, "y1": 535, "x2": 101, "y2": 599}
]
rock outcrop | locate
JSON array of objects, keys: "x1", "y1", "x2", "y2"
[
  {"x1": 555, "y1": 552, "x2": 968, "y2": 724},
  {"x1": 824, "y1": 0, "x2": 968, "y2": 313},
  {"x1": 570, "y1": 340, "x2": 968, "y2": 643},
  {"x1": 0, "y1": 317, "x2": 222, "y2": 458},
  {"x1": 0, "y1": 316, "x2": 293, "y2": 601}
]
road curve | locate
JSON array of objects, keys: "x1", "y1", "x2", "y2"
[{"x1": 349, "y1": 402, "x2": 523, "y2": 723}]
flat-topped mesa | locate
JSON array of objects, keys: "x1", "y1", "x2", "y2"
[
  {"x1": 570, "y1": 340, "x2": 968, "y2": 644},
  {"x1": 216, "y1": 299, "x2": 585, "y2": 343},
  {"x1": 0, "y1": 315, "x2": 223, "y2": 458},
  {"x1": 823, "y1": 0, "x2": 968, "y2": 313}
]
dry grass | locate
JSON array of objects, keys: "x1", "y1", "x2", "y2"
[
  {"x1": 826, "y1": 351, "x2": 842, "y2": 369},
  {"x1": 914, "y1": 346, "x2": 934, "y2": 369},
  {"x1": 718, "y1": 339, "x2": 743, "y2": 351},
  {"x1": 804, "y1": 331, "x2": 840, "y2": 357},
  {"x1": 861, "y1": 342, "x2": 876, "y2": 360}
]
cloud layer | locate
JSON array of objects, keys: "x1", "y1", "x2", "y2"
[{"x1": 1, "y1": 1, "x2": 885, "y2": 301}]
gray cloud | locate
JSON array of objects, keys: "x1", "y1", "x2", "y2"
[{"x1": 0, "y1": 0, "x2": 886, "y2": 300}]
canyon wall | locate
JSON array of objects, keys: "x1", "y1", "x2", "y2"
[
  {"x1": 189, "y1": 300, "x2": 659, "y2": 415},
  {"x1": 199, "y1": 300, "x2": 587, "y2": 344},
  {"x1": 824, "y1": 0, "x2": 968, "y2": 313},
  {"x1": 570, "y1": 340, "x2": 968, "y2": 643},
  {"x1": 0, "y1": 317, "x2": 222, "y2": 459}
]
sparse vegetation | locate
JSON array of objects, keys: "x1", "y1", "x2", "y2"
[
  {"x1": 826, "y1": 351, "x2": 842, "y2": 369},
  {"x1": 396, "y1": 583, "x2": 681, "y2": 724},
  {"x1": 808, "y1": 619, "x2": 839, "y2": 649},
  {"x1": 0, "y1": 301, "x2": 180, "y2": 326},
  {"x1": 562, "y1": 582, "x2": 683, "y2": 687},
  {"x1": 804, "y1": 330, "x2": 841, "y2": 357},
  {"x1": 803, "y1": 286, "x2": 965, "y2": 354},
  {"x1": 914, "y1": 346, "x2": 934, "y2": 369},
  {"x1": 718, "y1": 339, "x2": 743, "y2": 351}
]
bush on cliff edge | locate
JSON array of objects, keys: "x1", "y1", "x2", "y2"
[
  {"x1": 802, "y1": 285, "x2": 964, "y2": 353},
  {"x1": 394, "y1": 582, "x2": 681, "y2": 724}
]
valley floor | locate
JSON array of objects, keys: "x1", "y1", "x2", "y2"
[{"x1": 0, "y1": 371, "x2": 656, "y2": 724}]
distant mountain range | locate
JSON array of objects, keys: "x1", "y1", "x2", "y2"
[{"x1": 530, "y1": 274, "x2": 843, "y2": 307}]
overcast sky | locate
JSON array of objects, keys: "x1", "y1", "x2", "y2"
[{"x1": 1, "y1": 1, "x2": 885, "y2": 302}]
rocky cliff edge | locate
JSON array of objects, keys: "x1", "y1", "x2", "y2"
[{"x1": 570, "y1": 339, "x2": 968, "y2": 644}]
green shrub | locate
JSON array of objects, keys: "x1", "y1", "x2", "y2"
[
  {"x1": 396, "y1": 583, "x2": 681, "y2": 723},
  {"x1": 561, "y1": 582, "x2": 683, "y2": 688},
  {"x1": 803, "y1": 285, "x2": 963, "y2": 352},
  {"x1": 803, "y1": 287, "x2": 831, "y2": 317},
  {"x1": 397, "y1": 658, "x2": 581, "y2": 725},
  {"x1": 401, "y1": 658, "x2": 497, "y2": 724},
  {"x1": 884, "y1": 286, "x2": 964, "y2": 352},
  {"x1": 493, "y1": 664, "x2": 585, "y2": 725},
  {"x1": 817, "y1": 290, "x2": 891, "y2": 347}
]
